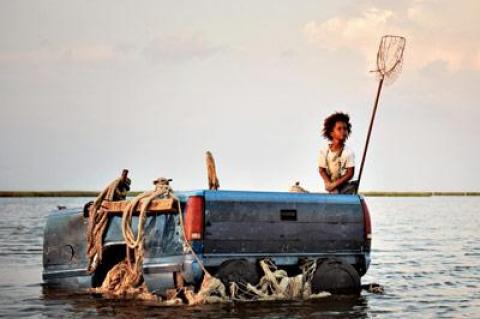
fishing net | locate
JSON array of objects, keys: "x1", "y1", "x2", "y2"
[
  {"x1": 228, "y1": 259, "x2": 330, "y2": 302},
  {"x1": 373, "y1": 35, "x2": 406, "y2": 84},
  {"x1": 357, "y1": 35, "x2": 406, "y2": 192}
]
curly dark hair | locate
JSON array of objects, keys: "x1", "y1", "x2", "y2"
[{"x1": 322, "y1": 112, "x2": 352, "y2": 140}]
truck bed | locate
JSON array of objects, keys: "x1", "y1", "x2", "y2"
[{"x1": 202, "y1": 190, "x2": 366, "y2": 255}]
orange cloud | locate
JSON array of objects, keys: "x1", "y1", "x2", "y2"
[{"x1": 303, "y1": 1, "x2": 480, "y2": 72}]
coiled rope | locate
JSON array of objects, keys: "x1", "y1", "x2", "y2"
[{"x1": 89, "y1": 176, "x2": 216, "y2": 301}]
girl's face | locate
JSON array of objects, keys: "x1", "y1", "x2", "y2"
[{"x1": 331, "y1": 121, "x2": 349, "y2": 141}]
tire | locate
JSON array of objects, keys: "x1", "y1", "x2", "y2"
[
  {"x1": 215, "y1": 259, "x2": 260, "y2": 287},
  {"x1": 311, "y1": 258, "x2": 361, "y2": 295}
]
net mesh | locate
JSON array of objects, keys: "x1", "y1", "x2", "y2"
[{"x1": 373, "y1": 35, "x2": 406, "y2": 84}]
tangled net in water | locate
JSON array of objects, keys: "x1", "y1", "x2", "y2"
[
  {"x1": 229, "y1": 259, "x2": 331, "y2": 302},
  {"x1": 91, "y1": 258, "x2": 332, "y2": 306}
]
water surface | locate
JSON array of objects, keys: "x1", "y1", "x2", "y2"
[{"x1": 0, "y1": 196, "x2": 479, "y2": 318}]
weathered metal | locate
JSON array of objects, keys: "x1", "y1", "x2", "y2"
[{"x1": 43, "y1": 189, "x2": 371, "y2": 296}]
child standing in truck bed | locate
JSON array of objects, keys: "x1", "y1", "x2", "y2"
[{"x1": 318, "y1": 112, "x2": 357, "y2": 194}]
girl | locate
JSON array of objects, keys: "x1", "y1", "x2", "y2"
[{"x1": 318, "y1": 112, "x2": 357, "y2": 194}]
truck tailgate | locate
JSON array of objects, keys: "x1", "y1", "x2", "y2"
[{"x1": 203, "y1": 190, "x2": 365, "y2": 254}]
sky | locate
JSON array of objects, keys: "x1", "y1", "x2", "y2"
[{"x1": 0, "y1": 0, "x2": 479, "y2": 192}]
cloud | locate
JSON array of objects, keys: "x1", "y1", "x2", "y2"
[
  {"x1": 0, "y1": 45, "x2": 131, "y2": 66},
  {"x1": 143, "y1": 34, "x2": 223, "y2": 64},
  {"x1": 0, "y1": 33, "x2": 224, "y2": 67},
  {"x1": 303, "y1": 0, "x2": 480, "y2": 72}
]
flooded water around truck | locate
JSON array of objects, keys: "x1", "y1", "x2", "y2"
[{"x1": 0, "y1": 196, "x2": 479, "y2": 318}]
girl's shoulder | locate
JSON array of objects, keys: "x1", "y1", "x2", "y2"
[
  {"x1": 320, "y1": 144, "x2": 354, "y2": 156},
  {"x1": 342, "y1": 145, "x2": 355, "y2": 156},
  {"x1": 319, "y1": 143, "x2": 331, "y2": 154}
]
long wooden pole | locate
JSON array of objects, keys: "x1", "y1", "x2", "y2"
[{"x1": 356, "y1": 77, "x2": 384, "y2": 193}]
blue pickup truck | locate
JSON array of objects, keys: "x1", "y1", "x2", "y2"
[{"x1": 43, "y1": 190, "x2": 372, "y2": 295}]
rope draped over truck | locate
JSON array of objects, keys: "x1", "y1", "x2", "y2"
[
  {"x1": 86, "y1": 177, "x2": 124, "y2": 272},
  {"x1": 86, "y1": 173, "x2": 383, "y2": 305},
  {"x1": 86, "y1": 174, "x2": 216, "y2": 301},
  {"x1": 90, "y1": 183, "x2": 182, "y2": 299},
  {"x1": 86, "y1": 170, "x2": 130, "y2": 272}
]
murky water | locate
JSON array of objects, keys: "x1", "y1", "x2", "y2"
[{"x1": 0, "y1": 196, "x2": 479, "y2": 318}]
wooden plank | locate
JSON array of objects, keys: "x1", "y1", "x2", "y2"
[{"x1": 101, "y1": 198, "x2": 177, "y2": 214}]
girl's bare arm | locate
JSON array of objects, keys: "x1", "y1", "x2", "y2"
[
  {"x1": 319, "y1": 167, "x2": 333, "y2": 191},
  {"x1": 331, "y1": 167, "x2": 355, "y2": 191}
]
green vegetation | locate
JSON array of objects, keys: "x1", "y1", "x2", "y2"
[
  {"x1": 360, "y1": 192, "x2": 432, "y2": 197},
  {"x1": 360, "y1": 191, "x2": 480, "y2": 197},
  {"x1": 1, "y1": 191, "x2": 480, "y2": 198},
  {"x1": 0, "y1": 191, "x2": 143, "y2": 198}
]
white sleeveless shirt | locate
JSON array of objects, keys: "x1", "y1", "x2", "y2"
[{"x1": 318, "y1": 144, "x2": 355, "y2": 182}]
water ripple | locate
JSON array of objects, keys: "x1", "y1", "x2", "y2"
[{"x1": 0, "y1": 196, "x2": 479, "y2": 318}]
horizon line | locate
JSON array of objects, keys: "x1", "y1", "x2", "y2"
[{"x1": 1, "y1": 190, "x2": 480, "y2": 198}]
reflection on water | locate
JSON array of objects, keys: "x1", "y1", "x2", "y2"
[
  {"x1": 40, "y1": 287, "x2": 369, "y2": 318},
  {"x1": 0, "y1": 197, "x2": 479, "y2": 318}
]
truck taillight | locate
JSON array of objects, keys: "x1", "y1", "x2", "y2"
[
  {"x1": 184, "y1": 196, "x2": 204, "y2": 241},
  {"x1": 360, "y1": 198, "x2": 372, "y2": 240}
]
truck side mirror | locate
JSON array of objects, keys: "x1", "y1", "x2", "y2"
[{"x1": 83, "y1": 201, "x2": 93, "y2": 218}]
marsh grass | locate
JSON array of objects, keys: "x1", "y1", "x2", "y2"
[{"x1": 1, "y1": 191, "x2": 479, "y2": 198}]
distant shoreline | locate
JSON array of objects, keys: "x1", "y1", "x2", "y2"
[{"x1": 0, "y1": 191, "x2": 479, "y2": 198}]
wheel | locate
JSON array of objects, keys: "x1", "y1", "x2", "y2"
[
  {"x1": 215, "y1": 259, "x2": 260, "y2": 287},
  {"x1": 311, "y1": 258, "x2": 361, "y2": 294}
]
